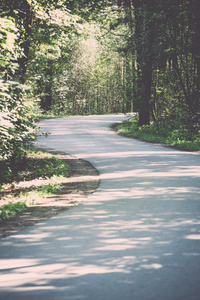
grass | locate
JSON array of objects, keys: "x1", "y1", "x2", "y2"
[
  {"x1": 117, "y1": 117, "x2": 200, "y2": 151},
  {"x1": 0, "y1": 150, "x2": 68, "y2": 221},
  {"x1": 0, "y1": 202, "x2": 27, "y2": 221},
  {"x1": 1, "y1": 150, "x2": 68, "y2": 184}
]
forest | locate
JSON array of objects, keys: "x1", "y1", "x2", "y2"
[{"x1": 1, "y1": 0, "x2": 200, "y2": 181}]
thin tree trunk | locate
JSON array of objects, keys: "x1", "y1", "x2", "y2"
[
  {"x1": 18, "y1": 5, "x2": 33, "y2": 83},
  {"x1": 137, "y1": 1, "x2": 155, "y2": 125},
  {"x1": 139, "y1": 64, "x2": 153, "y2": 126}
]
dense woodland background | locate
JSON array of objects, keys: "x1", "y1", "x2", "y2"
[{"x1": 0, "y1": 0, "x2": 200, "y2": 180}]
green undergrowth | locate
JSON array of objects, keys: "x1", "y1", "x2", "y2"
[
  {"x1": 0, "y1": 202, "x2": 27, "y2": 221},
  {"x1": 1, "y1": 150, "x2": 68, "y2": 184},
  {"x1": 0, "y1": 150, "x2": 68, "y2": 221},
  {"x1": 117, "y1": 117, "x2": 200, "y2": 151}
]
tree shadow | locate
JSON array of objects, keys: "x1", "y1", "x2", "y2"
[{"x1": 1, "y1": 116, "x2": 200, "y2": 299}]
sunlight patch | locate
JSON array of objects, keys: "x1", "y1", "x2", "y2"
[
  {"x1": 185, "y1": 234, "x2": 200, "y2": 240},
  {"x1": 139, "y1": 263, "x2": 163, "y2": 270}
]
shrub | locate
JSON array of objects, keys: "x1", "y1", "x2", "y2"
[{"x1": 0, "y1": 17, "x2": 37, "y2": 183}]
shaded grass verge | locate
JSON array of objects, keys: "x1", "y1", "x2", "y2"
[
  {"x1": 116, "y1": 118, "x2": 200, "y2": 152},
  {"x1": 0, "y1": 150, "x2": 68, "y2": 221},
  {"x1": 0, "y1": 148, "x2": 100, "y2": 239}
]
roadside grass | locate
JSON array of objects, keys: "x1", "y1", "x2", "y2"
[
  {"x1": 117, "y1": 117, "x2": 200, "y2": 151},
  {"x1": 0, "y1": 150, "x2": 68, "y2": 221},
  {"x1": 34, "y1": 112, "x2": 68, "y2": 120}
]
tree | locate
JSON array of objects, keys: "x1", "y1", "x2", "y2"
[
  {"x1": 0, "y1": 16, "x2": 36, "y2": 181},
  {"x1": 118, "y1": 0, "x2": 200, "y2": 125},
  {"x1": 0, "y1": 0, "x2": 34, "y2": 82},
  {"x1": 1, "y1": 0, "x2": 199, "y2": 131},
  {"x1": 26, "y1": 7, "x2": 81, "y2": 111}
]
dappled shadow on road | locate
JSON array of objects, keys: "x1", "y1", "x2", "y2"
[
  {"x1": 1, "y1": 195, "x2": 200, "y2": 299},
  {"x1": 1, "y1": 116, "x2": 200, "y2": 299},
  {"x1": 0, "y1": 149, "x2": 100, "y2": 239}
]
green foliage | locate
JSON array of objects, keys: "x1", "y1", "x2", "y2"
[
  {"x1": 22, "y1": 150, "x2": 69, "y2": 181},
  {"x1": 0, "y1": 17, "x2": 20, "y2": 79},
  {"x1": 37, "y1": 183, "x2": 62, "y2": 195},
  {"x1": 1, "y1": 150, "x2": 68, "y2": 184},
  {"x1": 0, "y1": 181, "x2": 63, "y2": 221},
  {"x1": 30, "y1": 18, "x2": 133, "y2": 116},
  {"x1": 117, "y1": 114, "x2": 200, "y2": 151},
  {"x1": 0, "y1": 83, "x2": 37, "y2": 183},
  {"x1": 0, "y1": 150, "x2": 68, "y2": 220},
  {"x1": 0, "y1": 201, "x2": 27, "y2": 221},
  {"x1": 26, "y1": 7, "x2": 82, "y2": 111},
  {"x1": 1, "y1": 1, "x2": 200, "y2": 156},
  {"x1": 1, "y1": 0, "x2": 200, "y2": 221},
  {"x1": 0, "y1": 17, "x2": 37, "y2": 183}
]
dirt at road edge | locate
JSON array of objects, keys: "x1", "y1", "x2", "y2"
[{"x1": 0, "y1": 147, "x2": 100, "y2": 239}]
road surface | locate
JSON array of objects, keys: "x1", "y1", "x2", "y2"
[{"x1": 0, "y1": 115, "x2": 200, "y2": 300}]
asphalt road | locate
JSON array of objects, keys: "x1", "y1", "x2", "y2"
[{"x1": 1, "y1": 115, "x2": 200, "y2": 300}]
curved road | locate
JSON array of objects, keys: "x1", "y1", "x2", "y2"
[{"x1": 1, "y1": 115, "x2": 200, "y2": 300}]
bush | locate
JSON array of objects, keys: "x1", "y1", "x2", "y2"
[
  {"x1": 0, "y1": 201, "x2": 27, "y2": 221},
  {"x1": 117, "y1": 114, "x2": 200, "y2": 151},
  {"x1": 0, "y1": 17, "x2": 37, "y2": 183}
]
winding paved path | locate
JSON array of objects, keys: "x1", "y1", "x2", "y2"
[{"x1": 1, "y1": 115, "x2": 200, "y2": 300}]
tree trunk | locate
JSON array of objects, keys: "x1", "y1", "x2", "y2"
[
  {"x1": 18, "y1": 3, "x2": 33, "y2": 83},
  {"x1": 135, "y1": 1, "x2": 155, "y2": 125},
  {"x1": 139, "y1": 65, "x2": 153, "y2": 125},
  {"x1": 192, "y1": 0, "x2": 200, "y2": 112},
  {"x1": 133, "y1": 0, "x2": 143, "y2": 112}
]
